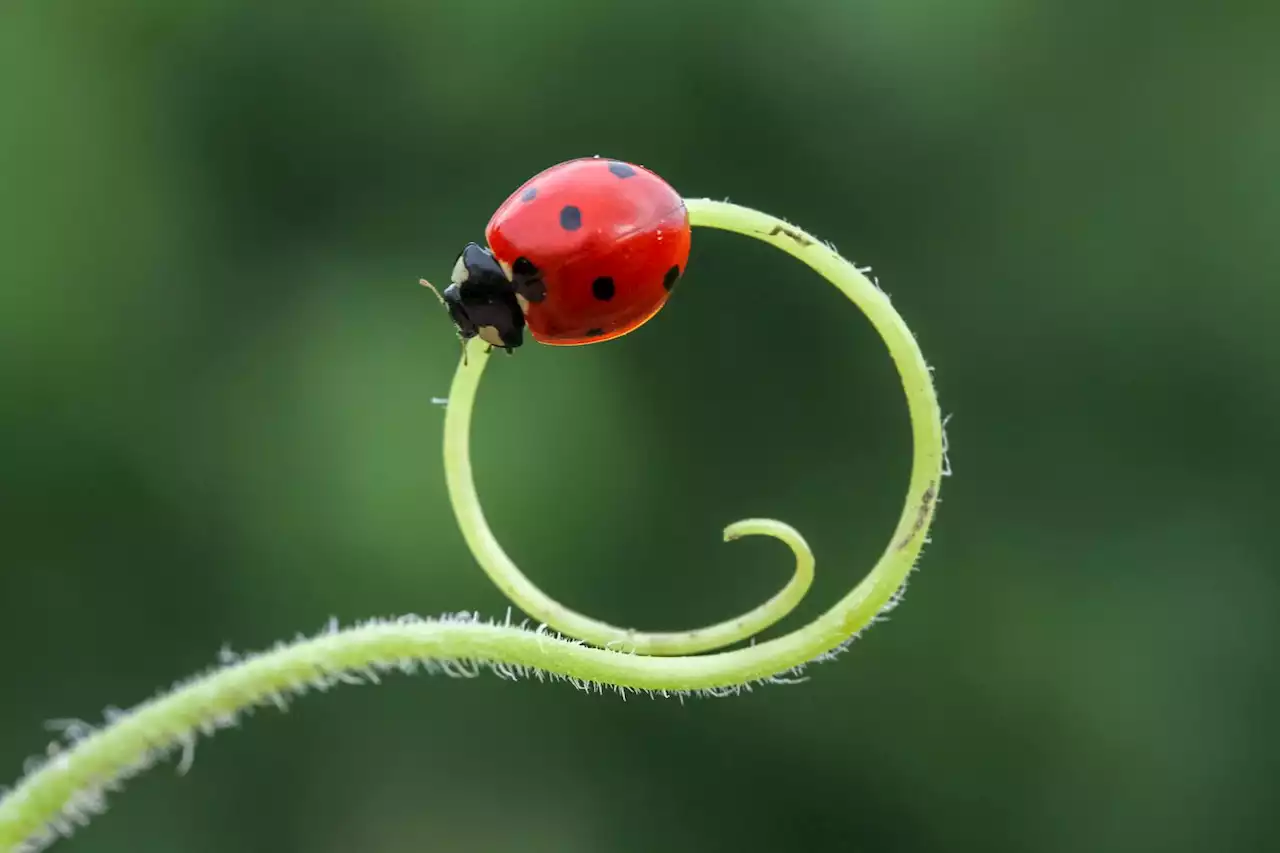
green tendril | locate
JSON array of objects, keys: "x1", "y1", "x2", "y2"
[{"x1": 0, "y1": 199, "x2": 944, "y2": 853}]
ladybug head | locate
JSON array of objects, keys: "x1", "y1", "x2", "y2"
[{"x1": 436, "y1": 243, "x2": 526, "y2": 352}]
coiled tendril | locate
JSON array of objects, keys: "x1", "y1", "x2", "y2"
[{"x1": 0, "y1": 200, "x2": 944, "y2": 852}]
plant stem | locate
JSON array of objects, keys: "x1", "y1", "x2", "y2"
[{"x1": 0, "y1": 199, "x2": 944, "y2": 853}]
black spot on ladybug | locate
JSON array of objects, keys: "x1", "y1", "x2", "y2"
[
  {"x1": 560, "y1": 205, "x2": 582, "y2": 231},
  {"x1": 608, "y1": 161, "x2": 636, "y2": 179},
  {"x1": 663, "y1": 265, "x2": 681, "y2": 291},
  {"x1": 513, "y1": 257, "x2": 538, "y2": 277},
  {"x1": 585, "y1": 327, "x2": 604, "y2": 337},
  {"x1": 521, "y1": 187, "x2": 537, "y2": 202},
  {"x1": 591, "y1": 276, "x2": 615, "y2": 301}
]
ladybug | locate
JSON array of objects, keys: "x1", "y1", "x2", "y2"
[{"x1": 425, "y1": 157, "x2": 691, "y2": 352}]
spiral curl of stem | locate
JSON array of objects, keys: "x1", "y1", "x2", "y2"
[{"x1": 0, "y1": 199, "x2": 944, "y2": 852}]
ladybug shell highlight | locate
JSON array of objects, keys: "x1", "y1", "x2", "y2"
[{"x1": 485, "y1": 157, "x2": 691, "y2": 346}]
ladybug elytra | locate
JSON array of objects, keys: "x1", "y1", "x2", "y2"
[{"x1": 427, "y1": 157, "x2": 691, "y2": 352}]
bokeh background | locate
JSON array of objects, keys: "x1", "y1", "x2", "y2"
[{"x1": 3, "y1": 1, "x2": 1277, "y2": 851}]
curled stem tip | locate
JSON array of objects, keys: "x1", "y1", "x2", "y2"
[
  {"x1": 444, "y1": 198, "x2": 943, "y2": 669},
  {"x1": 0, "y1": 199, "x2": 944, "y2": 853}
]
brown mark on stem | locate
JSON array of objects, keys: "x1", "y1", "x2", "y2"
[
  {"x1": 895, "y1": 481, "x2": 937, "y2": 550},
  {"x1": 767, "y1": 224, "x2": 815, "y2": 247}
]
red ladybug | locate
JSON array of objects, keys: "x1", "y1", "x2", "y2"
[{"x1": 428, "y1": 157, "x2": 691, "y2": 352}]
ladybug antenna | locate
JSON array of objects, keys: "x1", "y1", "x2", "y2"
[
  {"x1": 424, "y1": 276, "x2": 473, "y2": 364},
  {"x1": 420, "y1": 278, "x2": 445, "y2": 305}
]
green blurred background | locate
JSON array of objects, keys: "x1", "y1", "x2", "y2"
[{"x1": 3, "y1": 1, "x2": 1277, "y2": 851}]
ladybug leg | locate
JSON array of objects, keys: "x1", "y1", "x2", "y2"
[
  {"x1": 512, "y1": 277, "x2": 546, "y2": 304},
  {"x1": 510, "y1": 257, "x2": 547, "y2": 304}
]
